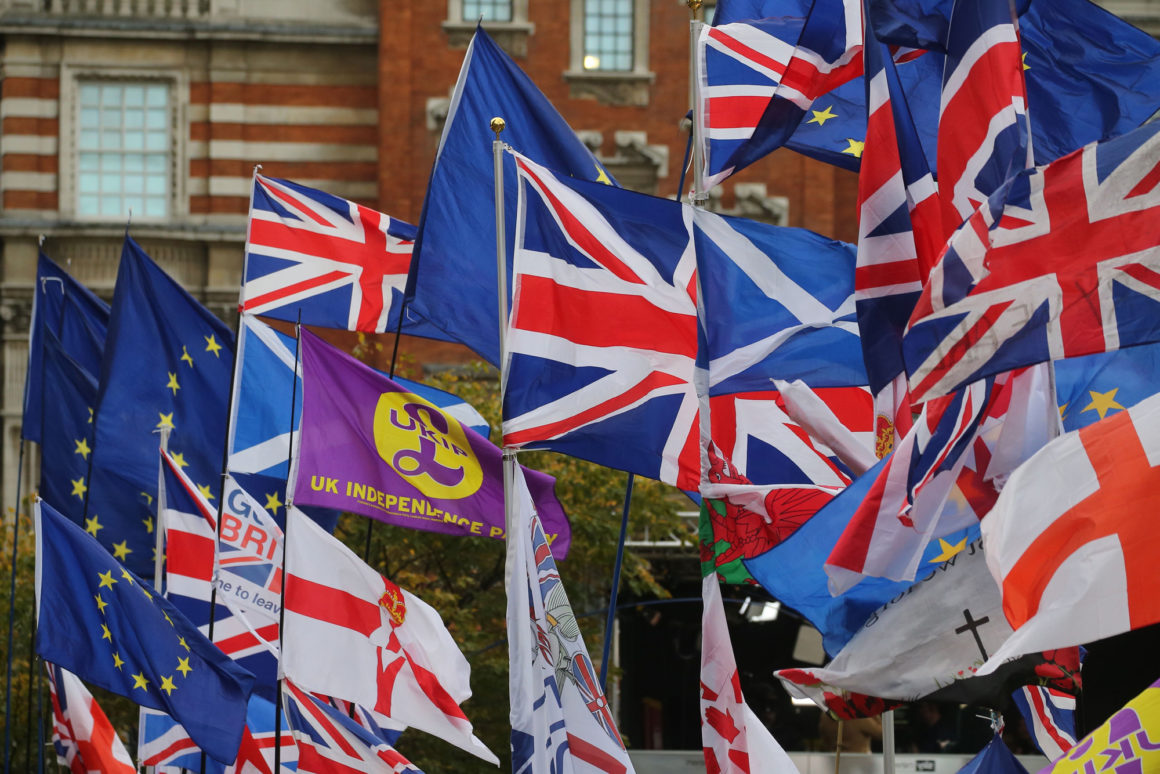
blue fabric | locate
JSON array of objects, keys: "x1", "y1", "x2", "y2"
[
  {"x1": 1055, "y1": 343, "x2": 1160, "y2": 432},
  {"x1": 744, "y1": 454, "x2": 980, "y2": 655},
  {"x1": 726, "y1": 0, "x2": 1160, "y2": 174},
  {"x1": 86, "y1": 236, "x2": 234, "y2": 577},
  {"x1": 38, "y1": 330, "x2": 98, "y2": 527},
  {"x1": 958, "y1": 734, "x2": 1030, "y2": 774},
  {"x1": 24, "y1": 253, "x2": 108, "y2": 443},
  {"x1": 405, "y1": 27, "x2": 613, "y2": 366},
  {"x1": 695, "y1": 212, "x2": 867, "y2": 391},
  {"x1": 35, "y1": 499, "x2": 254, "y2": 764}
]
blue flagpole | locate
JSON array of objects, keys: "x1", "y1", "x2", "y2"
[{"x1": 599, "y1": 472, "x2": 633, "y2": 693}]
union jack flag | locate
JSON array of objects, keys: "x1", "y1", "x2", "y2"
[
  {"x1": 696, "y1": 0, "x2": 864, "y2": 189},
  {"x1": 47, "y1": 663, "x2": 135, "y2": 774},
  {"x1": 161, "y1": 450, "x2": 282, "y2": 695},
  {"x1": 503, "y1": 154, "x2": 701, "y2": 490},
  {"x1": 825, "y1": 363, "x2": 1056, "y2": 591},
  {"x1": 139, "y1": 695, "x2": 297, "y2": 774},
  {"x1": 283, "y1": 679, "x2": 423, "y2": 774},
  {"x1": 904, "y1": 121, "x2": 1160, "y2": 403},
  {"x1": 243, "y1": 174, "x2": 424, "y2": 334},
  {"x1": 935, "y1": 0, "x2": 1029, "y2": 240},
  {"x1": 1013, "y1": 685, "x2": 1077, "y2": 762},
  {"x1": 854, "y1": 14, "x2": 940, "y2": 441}
]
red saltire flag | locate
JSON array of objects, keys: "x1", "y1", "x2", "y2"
[
  {"x1": 700, "y1": 576, "x2": 799, "y2": 774},
  {"x1": 977, "y1": 390, "x2": 1160, "y2": 675},
  {"x1": 46, "y1": 662, "x2": 135, "y2": 774},
  {"x1": 281, "y1": 507, "x2": 497, "y2": 764}
]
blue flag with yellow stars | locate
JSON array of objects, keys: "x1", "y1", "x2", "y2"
[
  {"x1": 34, "y1": 498, "x2": 254, "y2": 764},
  {"x1": 719, "y1": 0, "x2": 1160, "y2": 175},
  {"x1": 85, "y1": 236, "x2": 234, "y2": 577},
  {"x1": 24, "y1": 252, "x2": 109, "y2": 444},
  {"x1": 38, "y1": 329, "x2": 99, "y2": 527},
  {"x1": 1055, "y1": 342, "x2": 1160, "y2": 433}
]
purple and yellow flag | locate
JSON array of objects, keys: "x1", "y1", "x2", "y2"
[
  {"x1": 1041, "y1": 678, "x2": 1160, "y2": 773},
  {"x1": 293, "y1": 329, "x2": 570, "y2": 557}
]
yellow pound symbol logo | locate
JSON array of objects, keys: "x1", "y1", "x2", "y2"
[{"x1": 372, "y1": 393, "x2": 483, "y2": 500}]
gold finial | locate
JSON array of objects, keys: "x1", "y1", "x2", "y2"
[
  {"x1": 490, "y1": 116, "x2": 506, "y2": 138},
  {"x1": 687, "y1": 0, "x2": 703, "y2": 10}
]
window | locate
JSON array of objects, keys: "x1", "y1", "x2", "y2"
[
  {"x1": 582, "y1": 0, "x2": 634, "y2": 71},
  {"x1": 566, "y1": 0, "x2": 653, "y2": 106},
  {"x1": 76, "y1": 81, "x2": 170, "y2": 219},
  {"x1": 462, "y1": 0, "x2": 512, "y2": 21},
  {"x1": 445, "y1": 0, "x2": 532, "y2": 57}
]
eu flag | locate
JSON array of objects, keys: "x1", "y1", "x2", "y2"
[
  {"x1": 24, "y1": 253, "x2": 109, "y2": 444},
  {"x1": 405, "y1": 26, "x2": 613, "y2": 366},
  {"x1": 85, "y1": 236, "x2": 234, "y2": 576},
  {"x1": 38, "y1": 330, "x2": 99, "y2": 527},
  {"x1": 35, "y1": 499, "x2": 255, "y2": 764}
]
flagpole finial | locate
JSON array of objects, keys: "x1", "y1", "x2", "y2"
[
  {"x1": 490, "y1": 116, "x2": 506, "y2": 139},
  {"x1": 686, "y1": 0, "x2": 703, "y2": 12}
]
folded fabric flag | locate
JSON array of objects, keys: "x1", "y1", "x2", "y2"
[
  {"x1": 507, "y1": 464, "x2": 636, "y2": 774},
  {"x1": 293, "y1": 328, "x2": 570, "y2": 557},
  {"x1": 281, "y1": 507, "x2": 497, "y2": 764},
  {"x1": 35, "y1": 499, "x2": 255, "y2": 764}
]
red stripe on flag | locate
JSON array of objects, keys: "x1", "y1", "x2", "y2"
[
  {"x1": 707, "y1": 27, "x2": 788, "y2": 79},
  {"x1": 706, "y1": 95, "x2": 772, "y2": 129},
  {"x1": 512, "y1": 275, "x2": 696, "y2": 355},
  {"x1": 1118, "y1": 263, "x2": 1160, "y2": 290},
  {"x1": 516, "y1": 159, "x2": 644, "y2": 285},
  {"x1": 285, "y1": 574, "x2": 382, "y2": 638},
  {"x1": 243, "y1": 267, "x2": 351, "y2": 313},
  {"x1": 565, "y1": 732, "x2": 628, "y2": 774},
  {"x1": 856, "y1": 261, "x2": 923, "y2": 291},
  {"x1": 504, "y1": 370, "x2": 687, "y2": 446},
  {"x1": 260, "y1": 180, "x2": 333, "y2": 228},
  {"x1": 166, "y1": 531, "x2": 214, "y2": 582},
  {"x1": 1027, "y1": 687, "x2": 1072, "y2": 753}
]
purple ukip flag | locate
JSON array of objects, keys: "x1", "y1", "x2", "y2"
[{"x1": 293, "y1": 329, "x2": 571, "y2": 557}]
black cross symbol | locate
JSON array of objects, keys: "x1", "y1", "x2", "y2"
[{"x1": 955, "y1": 609, "x2": 990, "y2": 662}]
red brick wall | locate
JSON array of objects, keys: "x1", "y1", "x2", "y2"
[{"x1": 378, "y1": 1, "x2": 859, "y2": 242}]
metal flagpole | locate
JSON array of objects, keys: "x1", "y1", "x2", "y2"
[
  {"x1": 599, "y1": 473, "x2": 633, "y2": 692},
  {"x1": 490, "y1": 117, "x2": 519, "y2": 540},
  {"x1": 5, "y1": 234, "x2": 44, "y2": 774},
  {"x1": 273, "y1": 313, "x2": 302, "y2": 774},
  {"x1": 153, "y1": 428, "x2": 172, "y2": 590}
]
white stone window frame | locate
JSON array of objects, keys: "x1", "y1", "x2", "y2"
[
  {"x1": 59, "y1": 65, "x2": 188, "y2": 222},
  {"x1": 565, "y1": 0, "x2": 655, "y2": 107},
  {"x1": 444, "y1": 0, "x2": 535, "y2": 57}
]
